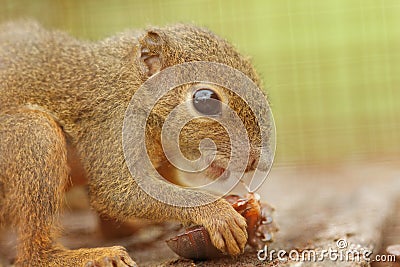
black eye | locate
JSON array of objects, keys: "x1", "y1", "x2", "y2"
[{"x1": 192, "y1": 89, "x2": 222, "y2": 116}]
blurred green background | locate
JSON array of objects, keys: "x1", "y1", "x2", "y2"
[{"x1": 1, "y1": 0, "x2": 399, "y2": 165}]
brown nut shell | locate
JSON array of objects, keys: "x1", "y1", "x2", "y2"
[
  {"x1": 166, "y1": 226, "x2": 223, "y2": 260},
  {"x1": 166, "y1": 194, "x2": 278, "y2": 259}
]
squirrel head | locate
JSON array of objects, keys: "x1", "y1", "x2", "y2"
[{"x1": 135, "y1": 24, "x2": 271, "y2": 182}]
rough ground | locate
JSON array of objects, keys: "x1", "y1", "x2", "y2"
[{"x1": 1, "y1": 160, "x2": 399, "y2": 266}]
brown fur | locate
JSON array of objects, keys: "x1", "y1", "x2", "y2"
[{"x1": 0, "y1": 21, "x2": 268, "y2": 266}]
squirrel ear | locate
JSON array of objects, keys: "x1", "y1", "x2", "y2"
[{"x1": 139, "y1": 31, "x2": 164, "y2": 77}]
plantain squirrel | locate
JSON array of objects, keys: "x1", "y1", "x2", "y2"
[{"x1": 0, "y1": 21, "x2": 270, "y2": 266}]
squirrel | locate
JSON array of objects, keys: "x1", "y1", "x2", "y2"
[{"x1": 0, "y1": 21, "x2": 269, "y2": 266}]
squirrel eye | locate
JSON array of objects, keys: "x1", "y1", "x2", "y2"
[{"x1": 192, "y1": 89, "x2": 222, "y2": 116}]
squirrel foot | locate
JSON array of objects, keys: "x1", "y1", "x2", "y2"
[
  {"x1": 18, "y1": 246, "x2": 137, "y2": 267},
  {"x1": 82, "y1": 246, "x2": 137, "y2": 267}
]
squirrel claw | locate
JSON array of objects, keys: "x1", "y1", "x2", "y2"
[{"x1": 83, "y1": 247, "x2": 137, "y2": 267}]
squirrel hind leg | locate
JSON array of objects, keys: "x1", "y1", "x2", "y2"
[
  {"x1": 0, "y1": 110, "x2": 68, "y2": 264},
  {"x1": 0, "y1": 110, "x2": 137, "y2": 266}
]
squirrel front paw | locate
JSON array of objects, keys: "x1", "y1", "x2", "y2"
[{"x1": 195, "y1": 199, "x2": 248, "y2": 256}]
